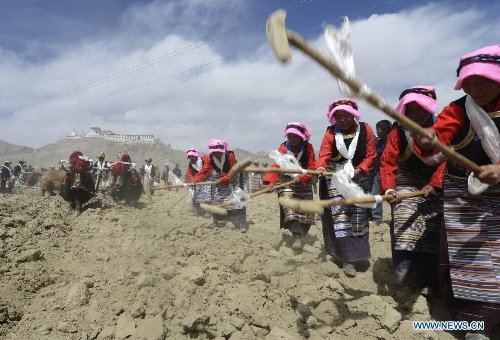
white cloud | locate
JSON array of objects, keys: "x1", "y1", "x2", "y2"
[{"x1": 0, "y1": 1, "x2": 499, "y2": 155}]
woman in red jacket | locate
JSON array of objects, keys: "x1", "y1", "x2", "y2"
[
  {"x1": 263, "y1": 122, "x2": 316, "y2": 250},
  {"x1": 316, "y1": 98, "x2": 376, "y2": 277},
  {"x1": 413, "y1": 45, "x2": 500, "y2": 340},
  {"x1": 192, "y1": 139, "x2": 248, "y2": 233},
  {"x1": 186, "y1": 148, "x2": 211, "y2": 216},
  {"x1": 380, "y1": 86, "x2": 446, "y2": 296}
]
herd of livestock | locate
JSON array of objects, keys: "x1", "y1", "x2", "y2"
[{"x1": 13, "y1": 161, "x2": 144, "y2": 212}]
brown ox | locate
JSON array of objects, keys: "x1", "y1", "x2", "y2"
[{"x1": 40, "y1": 170, "x2": 65, "y2": 196}]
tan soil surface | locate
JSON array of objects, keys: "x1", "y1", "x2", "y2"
[{"x1": 1, "y1": 187, "x2": 491, "y2": 340}]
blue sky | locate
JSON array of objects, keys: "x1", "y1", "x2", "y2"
[{"x1": 0, "y1": 0, "x2": 499, "y2": 154}]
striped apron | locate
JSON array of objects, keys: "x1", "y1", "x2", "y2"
[
  {"x1": 276, "y1": 175, "x2": 316, "y2": 227},
  {"x1": 444, "y1": 174, "x2": 500, "y2": 304}
]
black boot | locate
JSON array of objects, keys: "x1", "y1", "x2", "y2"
[
  {"x1": 238, "y1": 222, "x2": 248, "y2": 233},
  {"x1": 292, "y1": 233, "x2": 302, "y2": 249}
]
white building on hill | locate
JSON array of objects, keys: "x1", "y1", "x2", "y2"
[
  {"x1": 81, "y1": 126, "x2": 155, "y2": 143},
  {"x1": 65, "y1": 128, "x2": 82, "y2": 139}
]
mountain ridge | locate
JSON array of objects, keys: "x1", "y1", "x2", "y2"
[{"x1": 0, "y1": 138, "x2": 273, "y2": 170}]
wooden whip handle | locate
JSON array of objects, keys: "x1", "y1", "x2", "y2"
[
  {"x1": 319, "y1": 190, "x2": 427, "y2": 208},
  {"x1": 244, "y1": 167, "x2": 333, "y2": 176},
  {"x1": 248, "y1": 180, "x2": 295, "y2": 198},
  {"x1": 213, "y1": 179, "x2": 296, "y2": 211}
]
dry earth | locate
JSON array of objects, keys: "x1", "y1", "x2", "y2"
[{"x1": 1, "y1": 186, "x2": 493, "y2": 340}]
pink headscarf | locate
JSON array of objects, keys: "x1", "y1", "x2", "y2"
[
  {"x1": 326, "y1": 98, "x2": 361, "y2": 125},
  {"x1": 455, "y1": 45, "x2": 500, "y2": 90},
  {"x1": 186, "y1": 148, "x2": 202, "y2": 159},
  {"x1": 396, "y1": 86, "x2": 438, "y2": 115},
  {"x1": 284, "y1": 122, "x2": 311, "y2": 141},
  {"x1": 208, "y1": 139, "x2": 228, "y2": 154}
]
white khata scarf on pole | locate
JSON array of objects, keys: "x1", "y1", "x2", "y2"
[
  {"x1": 465, "y1": 95, "x2": 500, "y2": 194},
  {"x1": 269, "y1": 148, "x2": 304, "y2": 178}
]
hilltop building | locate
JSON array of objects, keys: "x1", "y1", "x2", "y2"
[
  {"x1": 64, "y1": 128, "x2": 82, "y2": 140},
  {"x1": 64, "y1": 127, "x2": 154, "y2": 143}
]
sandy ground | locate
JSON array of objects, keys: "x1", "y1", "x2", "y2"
[{"x1": 0, "y1": 186, "x2": 489, "y2": 340}]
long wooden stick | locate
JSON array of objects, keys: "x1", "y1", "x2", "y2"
[
  {"x1": 201, "y1": 180, "x2": 295, "y2": 216},
  {"x1": 144, "y1": 178, "x2": 219, "y2": 204},
  {"x1": 166, "y1": 190, "x2": 191, "y2": 216},
  {"x1": 228, "y1": 157, "x2": 254, "y2": 182},
  {"x1": 94, "y1": 170, "x2": 102, "y2": 191},
  {"x1": 249, "y1": 179, "x2": 295, "y2": 197},
  {"x1": 241, "y1": 166, "x2": 334, "y2": 177},
  {"x1": 144, "y1": 175, "x2": 153, "y2": 204},
  {"x1": 279, "y1": 190, "x2": 427, "y2": 215},
  {"x1": 151, "y1": 181, "x2": 218, "y2": 191},
  {"x1": 266, "y1": 9, "x2": 482, "y2": 174},
  {"x1": 170, "y1": 190, "x2": 190, "y2": 209}
]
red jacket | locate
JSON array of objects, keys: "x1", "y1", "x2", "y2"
[
  {"x1": 411, "y1": 97, "x2": 500, "y2": 180},
  {"x1": 380, "y1": 125, "x2": 446, "y2": 192},
  {"x1": 428, "y1": 97, "x2": 500, "y2": 147}
]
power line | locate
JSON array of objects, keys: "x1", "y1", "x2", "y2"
[
  {"x1": 17, "y1": 0, "x2": 397, "y2": 119},
  {"x1": 302, "y1": 0, "x2": 396, "y2": 33},
  {"x1": 20, "y1": 48, "x2": 256, "y2": 118},
  {"x1": 14, "y1": 0, "x2": 316, "y2": 113}
]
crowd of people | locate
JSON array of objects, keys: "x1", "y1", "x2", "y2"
[
  {"x1": 1, "y1": 150, "x2": 185, "y2": 193},
  {"x1": 2, "y1": 44, "x2": 499, "y2": 339},
  {"x1": 0, "y1": 159, "x2": 32, "y2": 193}
]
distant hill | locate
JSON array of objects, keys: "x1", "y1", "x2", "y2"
[
  {"x1": 0, "y1": 140, "x2": 34, "y2": 160},
  {"x1": 0, "y1": 138, "x2": 273, "y2": 170}
]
